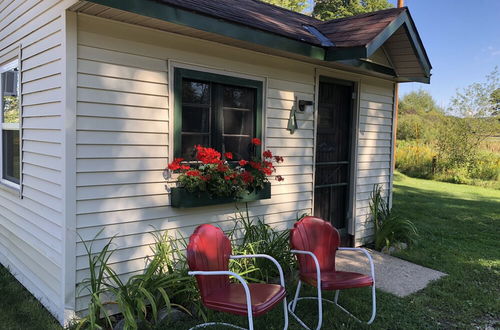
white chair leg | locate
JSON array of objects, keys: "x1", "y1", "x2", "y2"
[
  {"x1": 282, "y1": 298, "x2": 289, "y2": 330},
  {"x1": 291, "y1": 280, "x2": 302, "y2": 312},
  {"x1": 332, "y1": 285, "x2": 377, "y2": 325},
  {"x1": 287, "y1": 280, "x2": 323, "y2": 330},
  {"x1": 367, "y1": 284, "x2": 377, "y2": 325}
]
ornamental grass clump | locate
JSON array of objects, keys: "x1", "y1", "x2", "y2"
[{"x1": 166, "y1": 139, "x2": 284, "y2": 199}]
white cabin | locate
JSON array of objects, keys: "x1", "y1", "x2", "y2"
[{"x1": 0, "y1": 0, "x2": 430, "y2": 324}]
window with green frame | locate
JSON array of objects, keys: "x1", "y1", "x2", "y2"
[{"x1": 174, "y1": 68, "x2": 263, "y2": 160}]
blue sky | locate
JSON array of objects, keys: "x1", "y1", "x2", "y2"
[{"x1": 306, "y1": 0, "x2": 500, "y2": 108}]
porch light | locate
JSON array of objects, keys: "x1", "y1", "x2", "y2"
[{"x1": 298, "y1": 100, "x2": 314, "y2": 113}]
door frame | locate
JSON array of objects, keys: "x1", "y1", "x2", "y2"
[{"x1": 312, "y1": 72, "x2": 360, "y2": 245}]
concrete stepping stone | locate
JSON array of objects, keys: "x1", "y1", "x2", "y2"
[{"x1": 336, "y1": 249, "x2": 446, "y2": 297}]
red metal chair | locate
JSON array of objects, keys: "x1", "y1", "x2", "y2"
[
  {"x1": 187, "y1": 224, "x2": 289, "y2": 330},
  {"x1": 289, "y1": 216, "x2": 376, "y2": 329}
]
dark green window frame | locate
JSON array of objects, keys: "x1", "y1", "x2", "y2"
[{"x1": 173, "y1": 68, "x2": 263, "y2": 159}]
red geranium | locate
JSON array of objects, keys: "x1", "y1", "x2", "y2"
[
  {"x1": 241, "y1": 171, "x2": 254, "y2": 183},
  {"x1": 217, "y1": 163, "x2": 229, "y2": 172},
  {"x1": 275, "y1": 175, "x2": 284, "y2": 182},
  {"x1": 251, "y1": 138, "x2": 262, "y2": 146},
  {"x1": 263, "y1": 150, "x2": 273, "y2": 159},
  {"x1": 186, "y1": 170, "x2": 201, "y2": 177},
  {"x1": 249, "y1": 161, "x2": 261, "y2": 170},
  {"x1": 195, "y1": 145, "x2": 221, "y2": 164},
  {"x1": 166, "y1": 142, "x2": 284, "y2": 199},
  {"x1": 168, "y1": 158, "x2": 185, "y2": 170}
]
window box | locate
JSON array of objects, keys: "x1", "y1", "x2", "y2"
[{"x1": 170, "y1": 182, "x2": 271, "y2": 208}]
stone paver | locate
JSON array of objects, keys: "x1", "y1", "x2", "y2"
[{"x1": 336, "y1": 249, "x2": 446, "y2": 297}]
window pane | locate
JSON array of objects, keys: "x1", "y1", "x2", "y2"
[
  {"x1": 182, "y1": 80, "x2": 210, "y2": 104},
  {"x1": 223, "y1": 109, "x2": 253, "y2": 136},
  {"x1": 182, "y1": 106, "x2": 210, "y2": 133},
  {"x1": 2, "y1": 68, "x2": 19, "y2": 124},
  {"x1": 223, "y1": 86, "x2": 254, "y2": 109},
  {"x1": 181, "y1": 134, "x2": 209, "y2": 160},
  {"x1": 223, "y1": 136, "x2": 252, "y2": 160},
  {"x1": 2, "y1": 130, "x2": 20, "y2": 184}
]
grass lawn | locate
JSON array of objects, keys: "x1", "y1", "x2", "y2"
[{"x1": 1, "y1": 172, "x2": 499, "y2": 329}]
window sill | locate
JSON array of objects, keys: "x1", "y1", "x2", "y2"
[{"x1": 0, "y1": 180, "x2": 20, "y2": 196}]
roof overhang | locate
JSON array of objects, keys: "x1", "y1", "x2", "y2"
[
  {"x1": 73, "y1": 0, "x2": 326, "y2": 59},
  {"x1": 324, "y1": 10, "x2": 432, "y2": 83},
  {"x1": 70, "y1": 0, "x2": 431, "y2": 83}
]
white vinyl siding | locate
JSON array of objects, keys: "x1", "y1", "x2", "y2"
[
  {"x1": 354, "y1": 82, "x2": 395, "y2": 245},
  {"x1": 74, "y1": 14, "x2": 314, "y2": 312},
  {"x1": 0, "y1": 0, "x2": 77, "y2": 323}
]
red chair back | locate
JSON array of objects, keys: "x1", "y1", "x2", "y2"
[
  {"x1": 290, "y1": 216, "x2": 340, "y2": 274},
  {"x1": 187, "y1": 224, "x2": 232, "y2": 299}
]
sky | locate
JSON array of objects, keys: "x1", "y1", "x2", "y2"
[{"x1": 305, "y1": 0, "x2": 500, "y2": 109}]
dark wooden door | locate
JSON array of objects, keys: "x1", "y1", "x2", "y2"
[{"x1": 314, "y1": 79, "x2": 353, "y2": 235}]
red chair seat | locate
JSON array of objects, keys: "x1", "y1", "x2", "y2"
[
  {"x1": 204, "y1": 283, "x2": 286, "y2": 316},
  {"x1": 300, "y1": 271, "x2": 373, "y2": 290}
]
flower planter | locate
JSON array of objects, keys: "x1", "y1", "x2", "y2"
[{"x1": 170, "y1": 182, "x2": 271, "y2": 208}]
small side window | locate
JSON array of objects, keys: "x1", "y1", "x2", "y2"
[{"x1": 0, "y1": 60, "x2": 21, "y2": 188}]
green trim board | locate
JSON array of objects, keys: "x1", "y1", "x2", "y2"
[
  {"x1": 173, "y1": 67, "x2": 263, "y2": 158},
  {"x1": 336, "y1": 59, "x2": 397, "y2": 77},
  {"x1": 86, "y1": 0, "x2": 325, "y2": 60}
]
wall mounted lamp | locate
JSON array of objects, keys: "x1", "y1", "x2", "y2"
[
  {"x1": 287, "y1": 97, "x2": 315, "y2": 134},
  {"x1": 298, "y1": 100, "x2": 314, "y2": 113}
]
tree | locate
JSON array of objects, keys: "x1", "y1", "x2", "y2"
[
  {"x1": 261, "y1": 0, "x2": 308, "y2": 12},
  {"x1": 313, "y1": 0, "x2": 393, "y2": 20},
  {"x1": 397, "y1": 90, "x2": 443, "y2": 141},
  {"x1": 399, "y1": 89, "x2": 443, "y2": 115},
  {"x1": 436, "y1": 68, "x2": 500, "y2": 171}
]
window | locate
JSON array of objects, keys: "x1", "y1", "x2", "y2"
[
  {"x1": 0, "y1": 60, "x2": 20, "y2": 187},
  {"x1": 174, "y1": 68, "x2": 262, "y2": 160}
]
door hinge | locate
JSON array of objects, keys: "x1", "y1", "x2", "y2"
[{"x1": 352, "y1": 91, "x2": 357, "y2": 100}]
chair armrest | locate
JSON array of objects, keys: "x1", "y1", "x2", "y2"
[
  {"x1": 337, "y1": 247, "x2": 376, "y2": 283},
  {"x1": 290, "y1": 250, "x2": 322, "y2": 289},
  {"x1": 230, "y1": 254, "x2": 286, "y2": 287},
  {"x1": 188, "y1": 270, "x2": 253, "y2": 316}
]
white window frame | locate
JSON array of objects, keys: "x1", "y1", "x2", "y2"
[{"x1": 0, "y1": 59, "x2": 21, "y2": 191}]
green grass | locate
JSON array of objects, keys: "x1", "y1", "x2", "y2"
[
  {"x1": 1, "y1": 172, "x2": 499, "y2": 329},
  {"x1": 0, "y1": 266, "x2": 60, "y2": 329}
]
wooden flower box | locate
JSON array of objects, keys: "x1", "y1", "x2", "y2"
[{"x1": 170, "y1": 182, "x2": 271, "y2": 208}]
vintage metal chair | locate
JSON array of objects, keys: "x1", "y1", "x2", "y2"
[
  {"x1": 289, "y1": 216, "x2": 376, "y2": 329},
  {"x1": 187, "y1": 224, "x2": 289, "y2": 330}
]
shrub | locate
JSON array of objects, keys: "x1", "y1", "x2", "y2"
[
  {"x1": 369, "y1": 185, "x2": 418, "y2": 251},
  {"x1": 78, "y1": 230, "x2": 198, "y2": 330},
  {"x1": 395, "y1": 140, "x2": 436, "y2": 179},
  {"x1": 228, "y1": 205, "x2": 297, "y2": 283}
]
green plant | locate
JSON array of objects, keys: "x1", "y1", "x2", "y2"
[
  {"x1": 166, "y1": 142, "x2": 284, "y2": 200},
  {"x1": 76, "y1": 230, "x2": 115, "y2": 330},
  {"x1": 369, "y1": 185, "x2": 418, "y2": 251},
  {"x1": 104, "y1": 231, "x2": 193, "y2": 329},
  {"x1": 395, "y1": 140, "x2": 436, "y2": 179},
  {"x1": 228, "y1": 205, "x2": 296, "y2": 283}
]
